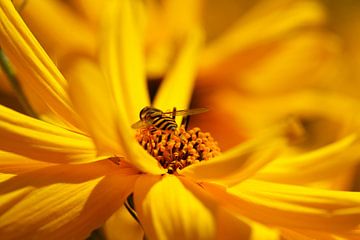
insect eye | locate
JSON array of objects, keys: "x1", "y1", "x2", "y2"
[{"x1": 140, "y1": 106, "x2": 150, "y2": 118}]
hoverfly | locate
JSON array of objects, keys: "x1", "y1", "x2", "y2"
[{"x1": 131, "y1": 106, "x2": 208, "y2": 131}]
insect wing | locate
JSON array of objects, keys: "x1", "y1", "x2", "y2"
[
  {"x1": 131, "y1": 120, "x2": 151, "y2": 129},
  {"x1": 163, "y1": 108, "x2": 208, "y2": 117}
]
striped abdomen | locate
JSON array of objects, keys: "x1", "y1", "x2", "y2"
[
  {"x1": 150, "y1": 115, "x2": 177, "y2": 130},
  {"x1": 140, "y1": 106, "x2": 177, "y2": 130}
]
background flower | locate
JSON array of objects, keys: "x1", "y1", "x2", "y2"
[{"x1": 0, "y1": 0, "x2": 360, "y2": 239}]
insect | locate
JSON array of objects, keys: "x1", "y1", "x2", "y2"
[{"x1": 131, "y1": 106, "x2": 208, "y2": 131}]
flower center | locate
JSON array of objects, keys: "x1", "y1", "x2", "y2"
[{"x1": 135, "y1": 126, "x2": 221, "y2": 173}]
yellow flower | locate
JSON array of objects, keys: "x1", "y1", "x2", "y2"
[
  {"x1": 188, "y1": 0, "x2": 360, "y2": 191},
  {"x1": 0, "y1": 1, "x2": 360, "y2": 240}
]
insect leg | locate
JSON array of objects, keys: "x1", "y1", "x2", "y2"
[
  {"x1": 181, "y1": 115, "x2": 191, "y2": 131},
  {"x1": 172, "y1": 107, "x2": 176, "y2": 120}
]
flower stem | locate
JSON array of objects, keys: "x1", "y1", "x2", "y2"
[{"x1": 0, "y1": 49, "x2": 38, "y2": 118}]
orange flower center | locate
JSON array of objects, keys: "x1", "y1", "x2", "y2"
[{"x1": 135, "y1": 126, "x2": 221, "y2": 173}]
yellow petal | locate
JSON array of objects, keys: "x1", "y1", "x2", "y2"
[
  {"x1": 204, "y1": 180, "x2": 360, "y2": 233},
  {"x1": 134, "y1": 175, "x2": 216, "y2": 240},
  {"x1": 162, "y1": 0, "x2": 202, "y2": 34},
  {"x1": 247, "y1": 220, "x2": 281, "y2": 240},
  {"x1": 280, "y1": 228, "x2": 344, "y2": 240},
  {"x1": 115, "y1": 119, "x2": 166, "y2": 174},
  {"x1": 100, "y1": 1, "x2": 165, "y2": 173},
  {"x1": 100, "y1": 0, "x2": 165, "y2": 174},
  {"x1": 0, "y1": 151, "x2": 52, "y2": 174},
  {"x1": 235, "y1": 32, "x2": 342, "y2": 94},
  {"x1": 66, "y1": 58, "x2": 123, "y2": 156},
  {"x1": 180, "y1": 121, "x2": 293, "y2": 186},
  {"x1": 101, "y1": 0, "x2": 149, "y2": 124},
  {"x1": 217, "y1": 209, "x2": 281, "y2": 240},
  {"x1": 200, "y1": 0, "x2": 326, "y2": 76},
  {"x1": 216, "y1": 207, "x2": 252, "y2": 240},
  {"x1": 181, "y1": 175, "x2": 281, "y2": 240},
  {"x1": 144, "y1": 0, "x2": 203, "y2": 78},
  {"x1": 0, "y1": 160, "x2": 138, "y2": 239},
  {"x1": 208, "y1": 89, "x2": 360, "y2": 145},
  {"x1": 103, "y1": 206, "x2": 144, "y2": 240},
  {"x1": 0, "y1": 104, "x2": 96, "y2": 163},
  {"x1": 255, "y1": 133, "x2": 360, "y2": 184},
  {"x1": 69, "y1": 0, "x2": 104, "y2": 25},
  {"x1": 0, "y1": 0, "x2": 80, "y2": 128},
  {"x1": 19, "y1": 0, "x2": 96, "y2": 59},
  {"x1": 153, "y1": 27, "x2": 204, "y2": 126}
]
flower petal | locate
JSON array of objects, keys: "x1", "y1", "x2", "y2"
[
  {"x1": 216, "y1": 207, "x2": 251, "y2": 240},
  {"x1": 181, "y1": 175, "x2": 281, "y2": 240},
  {"x1": 103, "y1": 206, "x2": 144, "y2": 240},
  {"x1": 200, "y1": 0, "x2": 326, "y2": 80},
  {"x1": 134, "y1": 175, "x2": 216, "y2": 240},
  {"x1": 153, "y1": 28, "x2": 204, "y2": 125},
  {"x1": 0, "y1": 151, "x2": 52, "y2": 174},
  {"x1": 232, "y1": 32, "x2": 341, "y2": 94},
  {"x1": 69, "y1": 0, "x2": 104, "y2": 25},
  {"x1": 101, "y1": 1, "x2": 165, "y2": 174},
  {"x1": 20, "y1": 0, "x2": 96, "y2": 59},
  {"x1": 0, "y1": 104, "x2": 96, "y2": 163},
  {"x1": 204, "y1": 180, "x2": 360, "y2": 233},
  {"x1": 217, "y1": 208, "x2": 281, "y2": 240},
  {"x1": 66, "y1": 58, "x2": 123, "y2": 155},
  {"x1": 255, "y1": 133, "x2": 360, "y2": 184},
  {"x1": 0, "y1": 0, "x2": 80, "y2": 128},
  {"x1": 251, "y1": 91, "x2": 360, "y2": 127},
  {"x1": 162, "y1": 0, "x2": 202, "y2": 34},
  {"x1": 280, "y1": 228, "x2": 343, "y2": 240},
  {"x1": 144, "y1": 0, "x2": 203, "y2": 78},
  {"x1": 180, "y1": 121, "x2": 297, "y2": 186},
  {"x1": 101, "y1": 0, "x2": 149, "y2": 124},
  {"x1": 99, "y1": 0, "x2": 169, "y2": 174},
  {"x1": 0, "y1": 160, "x2": 138, "y2": 239}
]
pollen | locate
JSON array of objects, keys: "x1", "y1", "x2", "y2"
[{"x1": 135, "y1": 126, "x2": 221, "y2": 173}]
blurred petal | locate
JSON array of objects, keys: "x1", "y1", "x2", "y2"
[
  {"x1": 207, "y1": 89, "x2": 360, "y2": 144},
  {"x1": 204, "y1": 180, "x2": 360, "y2": 233},
  {"x1": 0, "y1": 0, "x2": 80, "y2": 128},
  {"x1": 162, "y1": 0, "x2": 202, "y2": 34},
  {"x1": 153, "y1": 28, "x2": 204, "y2": 125},
  {"x1": 247, "y1": 220, "x2": 280, "y2": 240},
  {"x1": 217, "y1": 211, "x2": 280, "y2": 240},
  {"x1": 255, "y1": 133, "x2": 360, "y2": 184},
  {"x1": 0, "y1": 161, "x2": 138, "y2": 239},
  {"x1": 0, "y1": 105, "x2": 96, "y2": 163},
  {"x1": 280, "y1": 228, "x2": 344, "y2": 240},
  {"x1": 144, "y1": 0, "x2": 203, "y2": 78},
  {"x1": 69, "y1": 0, "x2": 104, "y2": 25},
  {"x1": 101, "y1": 0, "x2": 149, "y2": 124},
  {"x1": 180, "y1": 121, "x2": 298, "y2": 186},
  {"x1": 134, "y1": 175, "x2": 216, "y2": 240},
  {"x1": 216, "y1": 207, "x2": 252, "y2": 240},
  {"x1": 200, "y1": 0, "x2": 326, "y2": 78},
  {"x1": 101, "y1": 0, "x2": 164, "y2": 174},
  {"x1": 66, "y1": 58, "x2": 123, "y2": 155},
  {"x1": 103, "y1": 206, "x2": 144, "y2": 240},
  {"x1": 235, "y1": 32, "x2": 342, "y2": 94},
  {"x1": 20, "y1": 0, "x2": 96, "y2": 60}
]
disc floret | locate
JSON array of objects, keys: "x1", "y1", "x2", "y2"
[{"x1": 135, "y1": 126, "x2": 221, "y2": 173}]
